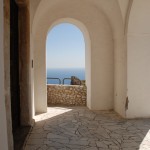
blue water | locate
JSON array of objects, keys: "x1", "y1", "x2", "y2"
[{"x1": 47, "y1": 68, "x2": 85, "y2": 84}]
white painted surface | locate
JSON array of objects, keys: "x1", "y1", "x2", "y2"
[
  {"x1": 118, "y1": 0, "x2": 129, "y2": 24},
  {"x1": 30, "y1": 34, "x2": 35, "y2": 118},
  {"x1": 127, "y1": 0, "x2": 150, "y2": 118},
  {"x1": 0, "y1": 0, "x2": 9, "y2": 149},
  {"x1": 114, "y1": 37, "x2": 127, "y2": 117},
  {"x1": 31, "y1": 0, "x2": 121, "y2": 113}
]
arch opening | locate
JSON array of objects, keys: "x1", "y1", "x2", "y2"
[
  {"x1": 32, "y1": 0, "x2": 116, "y2": 113},
  {"x1": 45, "y1": 19, "x2": 91, "y2": 108},
  {"x1": 33, "y1": 18, "x2": 91, "y2": 113},
  {"x1": 46, "y1": 23, "x2": 85, "y2": 85}
]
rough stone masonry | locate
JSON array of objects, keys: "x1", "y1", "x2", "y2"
[{"x1": 47, "y1": 84, "x2": 86, "y2": 106}]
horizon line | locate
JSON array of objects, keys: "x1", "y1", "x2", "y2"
[{"x1": 46, "y1": 67, "x2": 85, "y2": 69}]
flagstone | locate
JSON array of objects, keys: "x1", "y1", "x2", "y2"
[{"x1": 24, "y1": 107, "x2": 150, "y2": 150}]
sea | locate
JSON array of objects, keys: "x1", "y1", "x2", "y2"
[{"x1": 47, "y1": 68, "x2": 85, "y2": 85}]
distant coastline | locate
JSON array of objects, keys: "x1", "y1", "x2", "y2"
[{"x1": 47, "y1": 68, "x2": 85, "y2": 84}]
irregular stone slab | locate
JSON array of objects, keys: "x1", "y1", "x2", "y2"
[
  {"x1": 47, "y1": 147, "x2": 57, "y2": 150},
  {"x1": 85, "y1": 147, "x2": 98, "y2": 150},
  {"x1": 96, "y1": 141, "x2": 108, "y2": 148},
  {"x1": 89, "y1": 140, "x2": 97, "y2": 147},
  {"x1": 50, "y1": 138, "x2": 69, "y2": 144},
  {"x1": 24, "y1": 145, "x2": 41, "y2": 150},
  {"x1": 110, "y1": 133, "x2": 122, "y2": 139},
  {"x1": 24, "y1": 107, "x2": 150, "y2": 150},
  {"x1": 103, "y1": 140, "x2": 116, "y2": 146},
  {"x1": 66, "y1": 144, "x2": 85, "y2": 149},
  {"x1": 45, "y1": 141, "x2": 65, "y2": 149},
  {"x1": 109, "y1": 145, "x2": 120, "y2": 150},
  {"x1": 121, "y1": 141, "x2": 139, "y2": 148},
  {"x1": 96, "y1": 127, "x2": 110, "y2": 139},
  {"x1": 29, "y1": 133, "x2": 47, "y2": 139},
  {"x1": 47, "y1": 133, "x2": 68, "y2": 140},
  {"x1": 26, "y1": 139, "x2": 43, "y2": 145},
  {"x1": 69, "y1": 139, "x2": 89, "y2": 146}
]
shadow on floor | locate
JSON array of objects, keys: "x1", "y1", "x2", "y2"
[{"x1": 13, "y1": 126, "x2": 31, "y2": 150}]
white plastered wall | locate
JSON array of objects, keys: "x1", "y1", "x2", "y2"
[
  {"x1": 30, "y1": 0, "x2": 127, "y2": 117},
  {"x1": 0, "y1": 0, "x2": 9, "y2": 149},
  {"x1": 118, "y1": 0, "x2": 130, "y2": 25},
  {"x1": 31, "y1": 0, "x2": 114, "y2": 113},
  {"x1": 127, "y1": 0, "x2": 150, "y2": 118}
]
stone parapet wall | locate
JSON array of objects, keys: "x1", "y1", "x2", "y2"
[{"x1": 47, "y1": 84, "x2": 86, "y2": 106}]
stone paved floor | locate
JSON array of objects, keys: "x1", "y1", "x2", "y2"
[{"x1": 24, "y1": 107, "x2": 150, "y2": 150}]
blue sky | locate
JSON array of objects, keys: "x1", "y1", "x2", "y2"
[{"x1": 46, "y1": 23, "x2": 85, "y2": 69}]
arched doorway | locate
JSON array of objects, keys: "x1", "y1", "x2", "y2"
[
  {"x1": 46, "y1": 22, "x2": 88, "y2": 106},
  {"x1": 32, "y1": 0, "x2": 115, "y2": 114},
  {"x1": 33, "y1": 18, "x2": 91, "y2": 113}
]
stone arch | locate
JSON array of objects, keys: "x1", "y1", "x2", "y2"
[
  {"x1": 31, "y1": 0, "x2": 124, "y2": 115},
  {"x1": 46, "y1": 18, "x2": 91, "y2": 109}
]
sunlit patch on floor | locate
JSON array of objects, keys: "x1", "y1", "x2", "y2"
[
  {"x1": 34, "y1": 107, "x2": 72, "y2": 122},
  {"x1": 140, "y1": 130, "x2": 150, "y2": 149}
]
